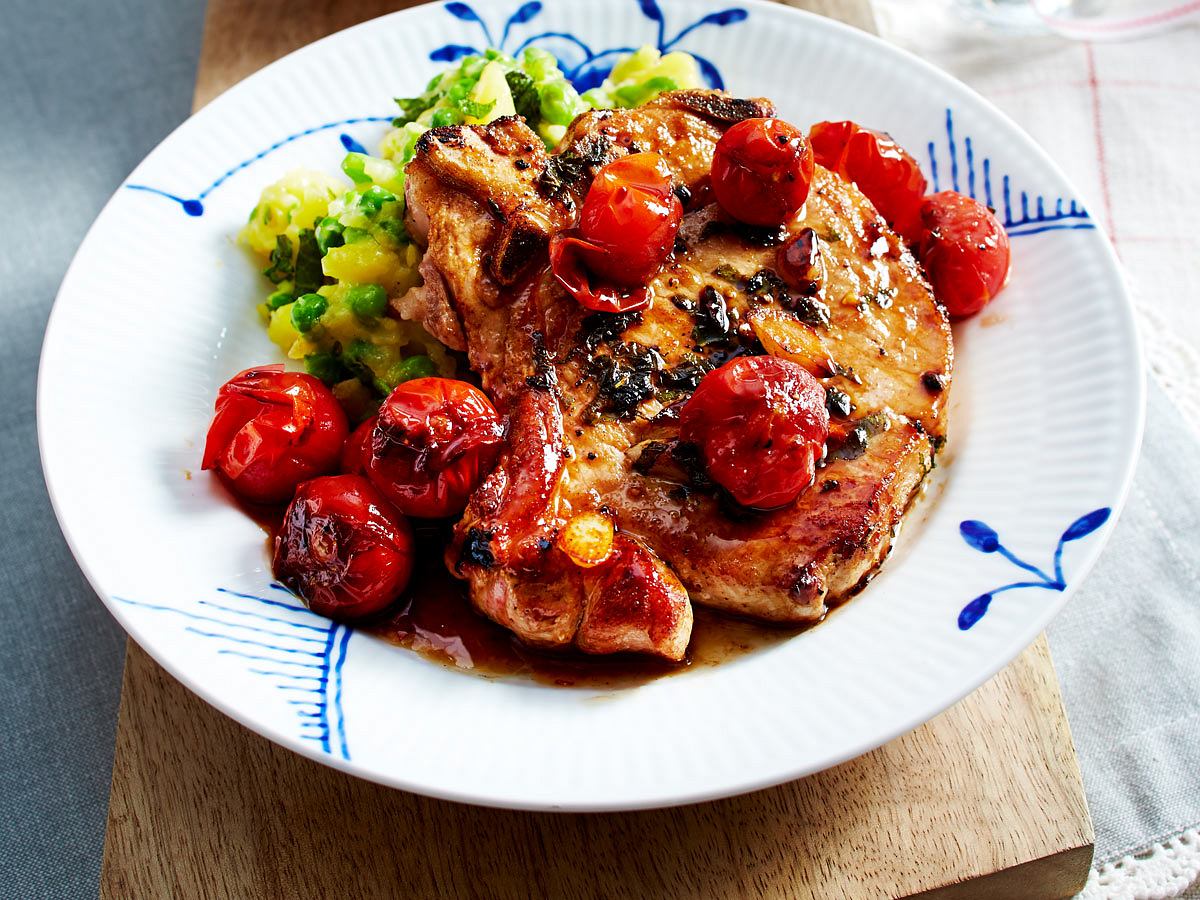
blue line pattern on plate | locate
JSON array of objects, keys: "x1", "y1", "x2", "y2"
[
  {"x1": 124, "y1": 115, "x2": 393, "y2": 217},
  {"x1": 927, "y1": 108, "x2": 1094, "y2": 238},
  {"x1": 956, "y1": 507, "x2": 1111, "y2": 630},
  {"x1": 113, "y1": 586, "x2": 352, "y2": 760}
]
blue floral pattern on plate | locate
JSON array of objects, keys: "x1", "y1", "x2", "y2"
[
  {"x1": 432, "y1": 0, "x2": 747, "y2": 91},
  {"x1": 115, "y1": 586, "x2": 352, "y2": 759},
  {"x1": 957, "y1": 508, "x2": 1111, "y2": 630},
  {"x1": 931, "y1": 110, "x2": 1092, "y2": 236}
]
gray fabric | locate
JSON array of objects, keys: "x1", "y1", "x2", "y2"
[
  {"x1": 1049, "y1": 380, "x2": 1200, "y2": 864},
  {"x1": 0, "y1": 0, "x2": 205, "y2": 896},
  {"x1": 1, "y1": 0, "x2": 1197, "y2": 894}
]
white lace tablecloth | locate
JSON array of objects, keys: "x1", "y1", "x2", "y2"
[{"x1": 872, "y1": 4, "x2": 1200, "y2": 897}]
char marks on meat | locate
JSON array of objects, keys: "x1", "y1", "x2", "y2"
[{"x1": 400, "y1": 92, "x2": 952, "y2": 660}]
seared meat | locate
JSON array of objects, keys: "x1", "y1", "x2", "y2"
[{"x1": 400, "y1": 91, "x2": 952, "y2": 659}]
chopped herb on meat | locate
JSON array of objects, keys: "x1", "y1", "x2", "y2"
[
  {"x1": 660, "y1": 361, "x2": 708, "y2": 392},
  {"x1": 539, "y1": 137, "x2": 609, "y2": 201},
  {"x1": 693, "y1": 286, "x2": 731, "y2": 346},
  {"x1": 789, "y1": 295, "x2": 831, "y2": 328},
  {"x1": 832, "y1": 425, "x2": 869, "y2": 461},
  {"x1": 525, "y1": 330, "x2": 558, "y2": 391},
  {"x1": 457, "y1": 528, "x2": 495, "y2": 571},
  {"x1": 745, "y1": 267, "x2": 829, "y2": 327},
  {"x1": 631, "y1": 440, "x2": 669, "y2": 475},
  {"x1": 746, "y1": 268, "x2": 787, "y2": 301},
  {"x1": 592, "y1": 354, "x2": 655, "y2": 419},
  {"x1": 580, "y1": 309, "x2": 643, "y2": 353},
  {"x1": 825, "y1": 387, "x2": 853, "y2": 418}
]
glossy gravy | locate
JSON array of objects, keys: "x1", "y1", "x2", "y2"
[
  {"x1": 363, "y1": 529, "x2": 795, "y2": 688},
  {"x1": 247, "y1": 495, "x2": 796, "y2": 688}
]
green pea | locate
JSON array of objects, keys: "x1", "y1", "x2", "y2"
[
  {"x1": 391, "y1": 355, "x2": 437, "y2": 385},
  {"x1": 342, "y1": 226, "x2": 370, "y2": 244},
  {"x1": 522, "y1": 47, "x2": 556, "y2": 81},
  {"x1": 539, "y1": 80, "x2": 577, "y2": 125},
  {"x1": 290, "y1": 293, "x2": 328, "y2": 333},
  {"x1": 303, "y1": 352, "x2": 345, "y2": 385},
  {"x1": 430, "y1": 107, "x2": 460, "y2": 128},
  {"x1": 359, "y1": 185, "x2": 396, "y2": 215},
  {"x1": 315, "y1": 216, "x2": 345, "y2": 254},
  {"x1": 265, "y1": 289, "x2": 293, "y2": 311},
  {"x1": 341, "y1": 152, "x2": 371, "y2": 185},
  {"x1": 347, "y1": 284, "x2": 388, "y2": 320}
]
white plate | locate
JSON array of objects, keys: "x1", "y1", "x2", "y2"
[{"x1": 38, "y1": 0, "x2": 1143, "y2": 810}]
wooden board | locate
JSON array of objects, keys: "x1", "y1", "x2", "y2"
[
  {"x1": 101, "y1": 2, "x2": 1094, "y2": 897},
  {"x1": 102, "y1": 639, "x2": 1092, "y2": 899}
]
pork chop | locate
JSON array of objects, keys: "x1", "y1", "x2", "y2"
[{"x1": 398, "y1": 91, "x2": 953, "y2": 660}]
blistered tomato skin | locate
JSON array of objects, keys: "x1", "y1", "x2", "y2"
[
  {"x1": 550, "y1": 152, "x2": 682, "y2": 313},
  {"x1": 917, "y1": 191, "x2": 1011, "y2": 320},
  {"x1": 679, "y1": 356, "x2": 830, "y2": 510},
  {"x1": 711, "y1": 118, "x2": 815, "y2": 227},
  {"x1": 809, "y1": 120, "x2": 927, "y2": 239},
  {"x1": 366, "y1": 377, "x2": 504, "y2": 518},
  {"x1": 549, "y1": 236, "x2": 651, "y2": 313},
  {"x1": 273, "y1": 474, "x2": 414, "y2": 621},
  {"x1": 201, "y1": 365, "x2": 348, "y2": 505},
  {"x1": 340, "y1": 416, "x2": 377, "y2": 476}
]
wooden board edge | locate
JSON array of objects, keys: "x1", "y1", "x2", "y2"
[{"x1": 907, "y1": 844, "x2": 1095, "y2": 900}]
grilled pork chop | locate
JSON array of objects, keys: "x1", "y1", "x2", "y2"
[{"x1": 398, "y1": 91, "x2": 952, "y2": 660}]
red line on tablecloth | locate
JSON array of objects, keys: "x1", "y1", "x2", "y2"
[{"x1": 1085, "y1": 43, "x2": 1119, "y2": 249}]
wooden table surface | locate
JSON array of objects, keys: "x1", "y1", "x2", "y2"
[{"x1": 100, "y1": 2, "x2": 1095, "y2": 897}]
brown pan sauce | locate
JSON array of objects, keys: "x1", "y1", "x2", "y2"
[
  {"x1": 363, "y1": 534, "x2": 796, "y2": 688},
  {"x1": 246, "y1": 501, "x2": 796, "y2": 688}
]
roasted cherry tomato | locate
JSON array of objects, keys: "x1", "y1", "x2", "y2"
[
  {"x1": 366, "y1": 377, "x2": 504, "y2": 518},
  {"x1": 809, "y1": 120, "x2": 927, "y2": 239},
  {"x1": 550, "y1": 152, "x2": 682, "y2": 313},
  {"x1": 679, "y1": 356, "x2": 830, "y2": 510},
  {"x1": 273, "y1": 474, "x2": 414, "y2": 620},
  {"x1": 201, "y1": 365, "x2": 348, "y2": 505},
  {"x1": 916, "y1": 191, "x2": 1011, "y2": 320},
  {"x1": 711, "y1": 118, "x2": 814, "y2": 226},
  {"x1": 340, "y1": 416, "x2": 377, "y2": 476}
]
